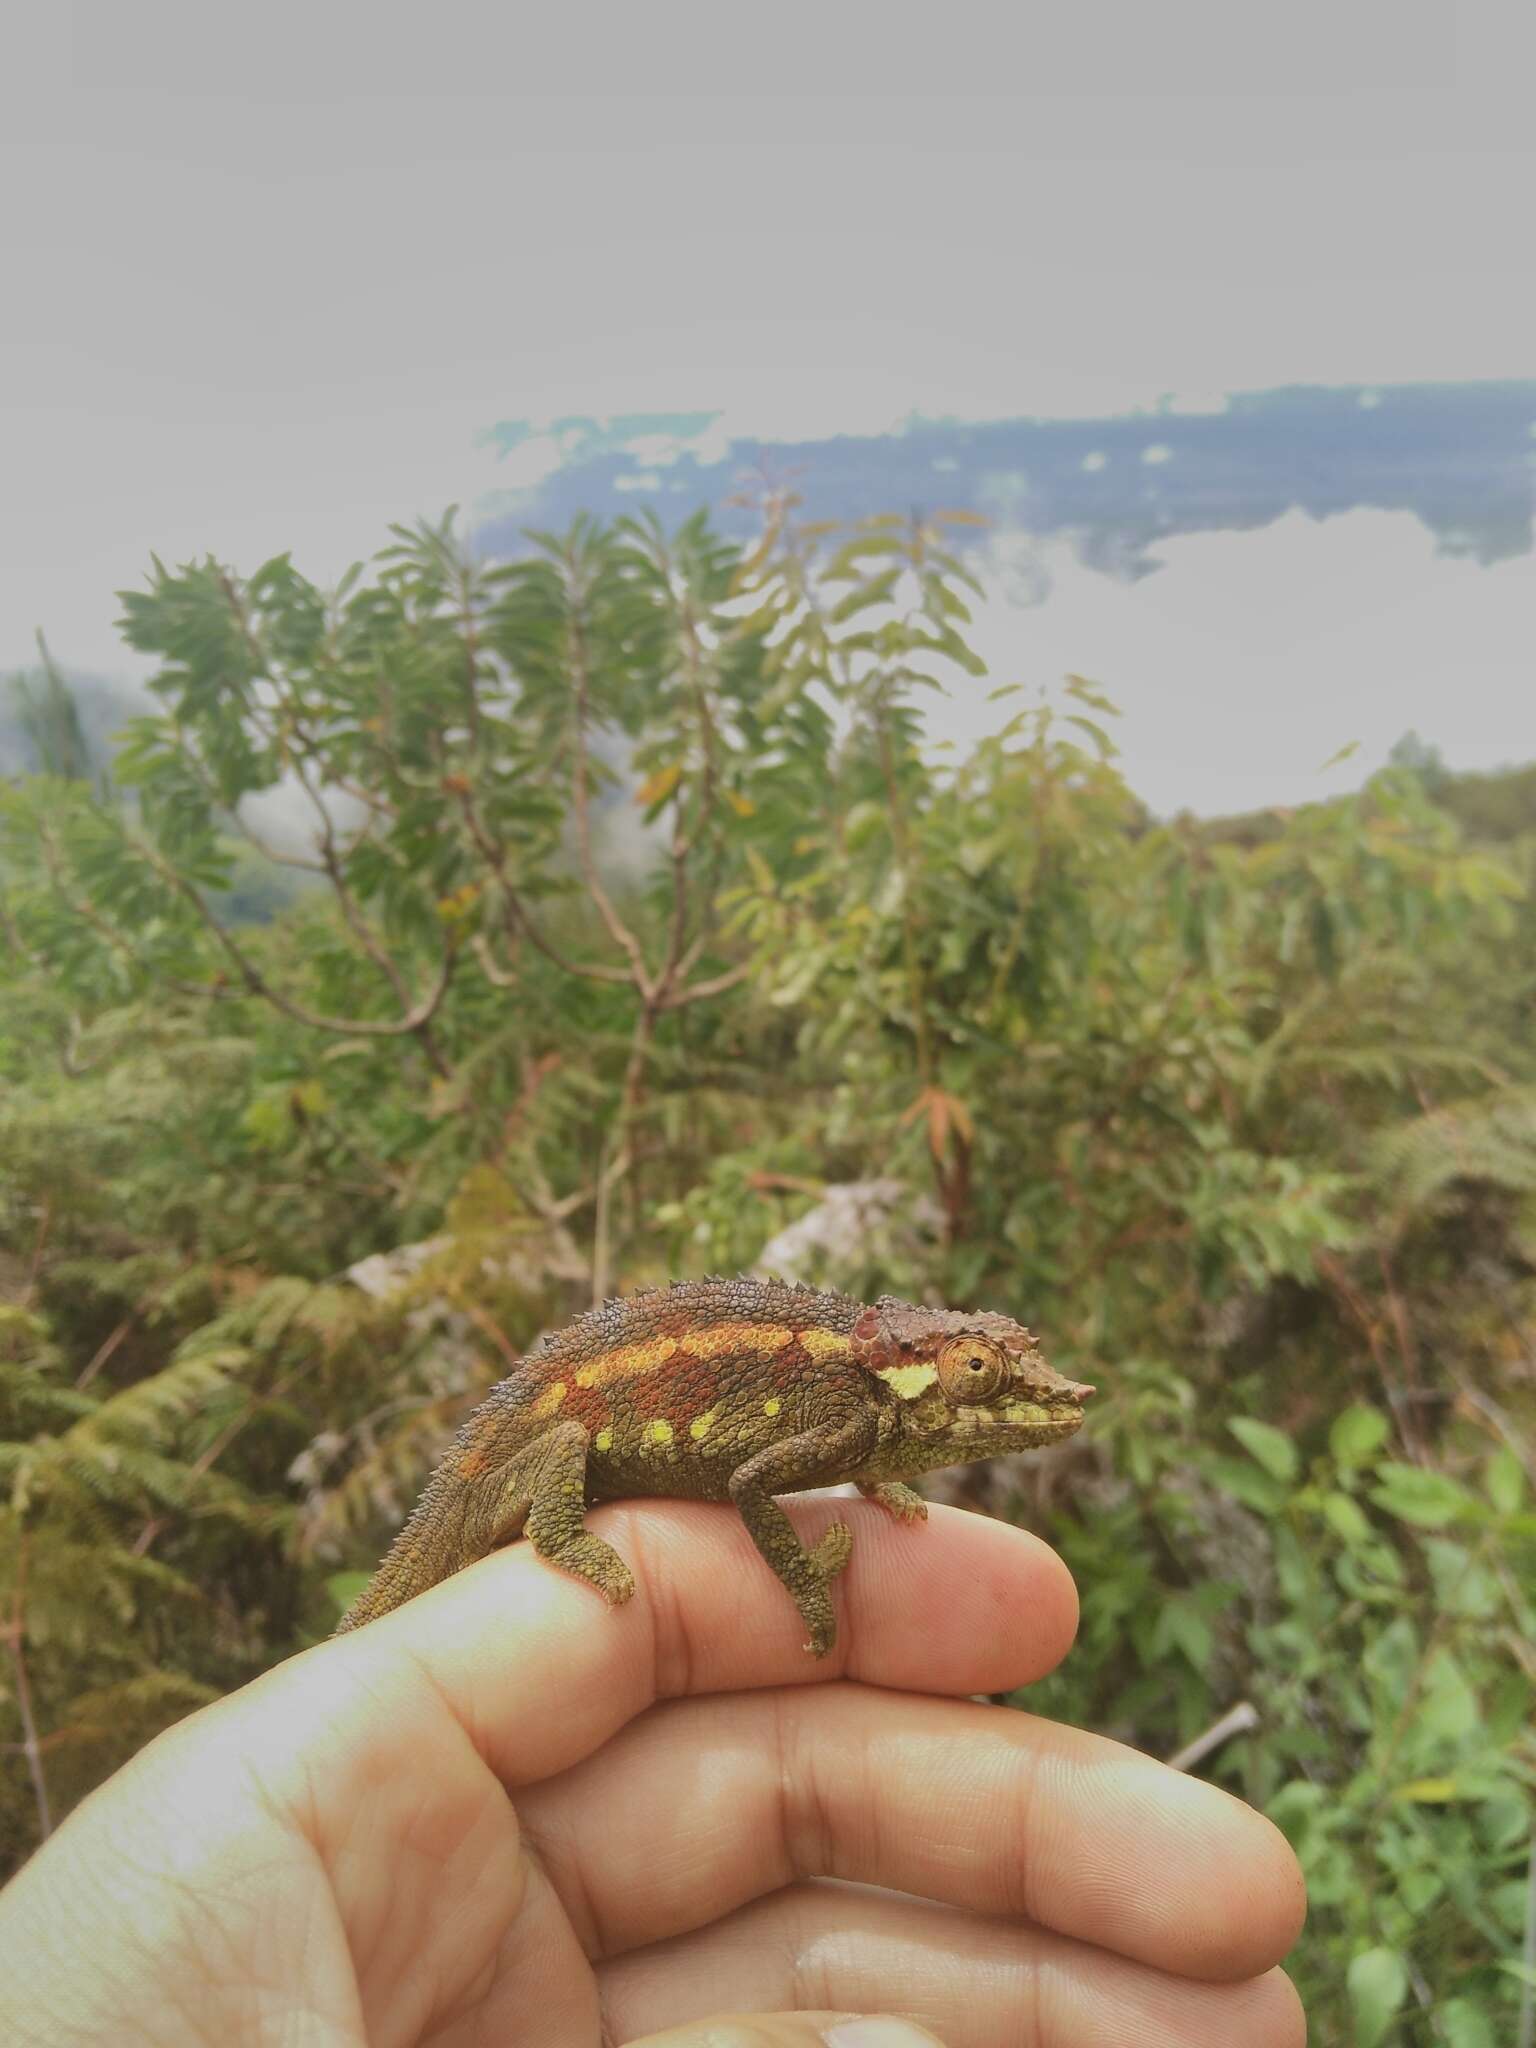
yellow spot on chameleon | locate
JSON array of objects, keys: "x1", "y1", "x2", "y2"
[
  {"x1": 574, "y1": 1334, "x2": 679, "y2": 1389},
  {"x1": 875, "y1": 1362, "x2": 940, "y2": 1400},
  {"x1": 594, "y1": 1426, "x2": 613, "y2": 1452},
  {"x1": 762, "y1": 1397, "x2": 782, "y2": 1417},
  {"x1": 645, "y1": 1418, "x2": 675, "y2": 1445},
  {"x1": 800, "y1": 1327, "x2": 851, "y2": 1361},
  {"x1": 689, "y1": 1408, "x2": 718, "y2": 1440},
  {"x1": 679, "y1": 1321, "x2": 794, "y2": 1361},
  {"x1": 531, "y1": 1380, "x2": 568, "y2": 1418}
]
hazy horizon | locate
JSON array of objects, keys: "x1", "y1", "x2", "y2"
[{"x1": 4, "y1": 0, "x2": 1532, "y2": 815}]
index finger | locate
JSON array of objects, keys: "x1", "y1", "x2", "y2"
[{"x1": 328, "y1": 1494, "x2": 1079, "y2": 1783}]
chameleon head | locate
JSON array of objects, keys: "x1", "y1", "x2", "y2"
[{"x1": 852, "y1": 1295, "x2": 1094, "y2": 1457}]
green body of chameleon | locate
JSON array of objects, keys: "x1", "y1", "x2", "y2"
[{"x1": 337, "y1": 1276, "x2": 1093, "y2": 1654}]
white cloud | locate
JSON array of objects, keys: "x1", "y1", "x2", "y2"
[
  {"x1": 949, "y1": 508, "x2": 1536, "y2": 815},
  {"x1": 1161, "y1": 392, "x2": 1231, "y2": 417},
  {"x1": 493, "y1": 434, "x2": 567, "y2": 489}
]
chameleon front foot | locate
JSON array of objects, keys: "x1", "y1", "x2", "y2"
[{"x1": 858, "y1": 1479, "x2": 929, "y2": 1522}]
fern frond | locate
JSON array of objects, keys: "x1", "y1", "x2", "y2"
[
  {"x1": 0, "y1": 1358, "x2": 96, "y2": 1432},
  {"x1": 23, "y1": 1429, "x2": 266, "y2": 1528},
  {"x1": 1368, "y1": 1084, "x2": 1536, "y2": 1217},
  {"x1": 57, "y1": 1671, "x2": 219, "y2": 1749},
  {"x1": 85, "y1": 1351, "x2": 242, "y2": 1446}
]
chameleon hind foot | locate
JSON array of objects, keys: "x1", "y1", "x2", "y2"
[
  {"x1": 536, "y1": 1530, "x2": 637, "y2": 1607},
  {"x1": 809, "y1": 1520, "x2": 854, "y2": 1577}
]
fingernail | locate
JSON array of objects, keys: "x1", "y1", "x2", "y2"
[{"x1": 824, "y1": 2020, "x2": 943, "y2": 2048}]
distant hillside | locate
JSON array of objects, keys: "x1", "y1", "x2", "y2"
[
  {"x1": 1199, "y1": 743, "x2": 1536, "y2": 848},
  {"x1": 475, "y1": 382, "x2": 1536, "y2": 575}
]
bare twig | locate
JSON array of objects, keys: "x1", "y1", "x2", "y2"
[
  {"x1": 3, "y1": 1532, "x2": 54, "y2": 1841},
  {"x1": 453, "y1": 793, "x2": 630, "y2": 987},
  {"x1": 1166, "y1": 1701, "x2": 1261, "y2": 1773},
  {"x1": 22, "y1": 1194, "x2": 53, "y2": 1308},
  {"x1": 564, "y1": 582, "x2": 651, "y2": 993},
  {"x1": 1518, "y1": 1823, "x2": 1536, "y2": 2048},
  {"x1": 133, "y1": 831, "x2": 458, "y2": 1046},
  {"x1": 660, "y1": 960, "x2": 751, "y2": 1010}
]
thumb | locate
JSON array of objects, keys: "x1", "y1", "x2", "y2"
[{"x1": 626, "y1": 2014, "x2": 948, "y2": 2048}]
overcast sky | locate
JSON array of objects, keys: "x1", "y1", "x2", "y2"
[{"x1": 3, "y1": 1, "x2": 1532, "y2": 803}]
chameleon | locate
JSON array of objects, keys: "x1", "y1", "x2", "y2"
[{"x1": 336, "y1": 1275, "x2": 1094, "y2": 1655}]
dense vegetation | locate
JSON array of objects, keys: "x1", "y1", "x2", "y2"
[{"x1": 2, "y1": 503, "x2": 1532, "y2": 2046}]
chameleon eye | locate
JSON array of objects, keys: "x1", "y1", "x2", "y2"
[{"x1": 937, "y1": 1336, "x2": 1006, "y2": 1403}]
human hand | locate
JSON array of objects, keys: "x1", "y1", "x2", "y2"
[{"x1": 0, "y1": 1494, "x2": 1305, "y2": 2046}]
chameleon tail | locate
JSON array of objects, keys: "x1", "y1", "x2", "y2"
[{"x1": 333, "y1": 1469, "x2": 467, "y2": 1632}]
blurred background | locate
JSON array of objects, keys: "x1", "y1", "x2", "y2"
[{"x1": 2, "y1": 6, "x2": 1533, "y2": 2041}]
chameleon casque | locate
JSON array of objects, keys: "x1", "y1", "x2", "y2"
[{"x1": 337, "y1": 1276, "x2": 1094, "y2": 1654}]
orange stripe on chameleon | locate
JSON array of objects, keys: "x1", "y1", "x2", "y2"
[
  {"x1": 676, "y1": 1321, "x2": 795, "y2": 1361},
  {"x1": 565, "y1": 1319, "x2": 792, "y2": 1392},
  {"x1": 573, "y1": 1333, "x2": 680, "y2": 1390}
]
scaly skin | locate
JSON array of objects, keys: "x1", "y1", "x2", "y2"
[{"x1": 336, "y1": 1276, "x2": 1094, "y2": 1654}]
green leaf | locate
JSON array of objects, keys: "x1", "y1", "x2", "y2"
[
  {"x1": 326, "y1": 1571, "x2": 371, "y2": 1614},
  {"x1": 1228, "y1": 1417, "x2": 1299, "y2": 1484},
  {"x1": 1438, "y1": 1998, "x2": 1496, "y2": 2048},
  {"x1": 1322, "y1": 1491, "x2": 1372, "y2": 1545},
  {"x1": 1417, "y1": 1649, "x2": 1480, "y2": 1740},
  {"x1": 1369, "y1": 1463, "x2": 1476, "y2": 1529},
  {"x1": 1202, "y1": 1454, "x2": 1289, "y2": 1516},
  {"x1": 1064, "y1": 714, "x2": 1118, "y2": 759},
  {"x1": 1329, "y1": 1402, "x2": 1390, "y2": 1467},
  {"x1": 744, "y1": 846, "x2": 775, "y2": 893},
  {"x1": 842, "y1": 801, "x2": 886, "y2": 852},
  {"x1": 1154, "y1": 1596, "x2": 1215, "y2": 1671},
  {"x1": 1485, "y1": 1444, "x2": 1525, "y2": 1514},
  {"x1": 1346, "y1": 1946, "x2": 1408, "y2": 2048},
  {"x1": 1390, "y1": 1776, "x2": 1461, "y2": 1803},
  {"x1": 1424, "y1": 1537, "x2": 1501, "y2": 1618},
  {"x1": 828, "y1": 568, "x2": 901, "y2": 623}
]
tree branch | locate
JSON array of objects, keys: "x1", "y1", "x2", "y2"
[
  {"x1": 660, "y1": 959, "x2": 751, "y2": 1009},
  {"x1": 3, "y1": 1532, "x2": 54, "y2": 1842},
  {"x1": 452, "y1": 787, "x2": 632, "y2": 987},
  {"x1": 565, "y1": 582, "x2": 652, "y2": 995},
  {"x1": 134, "y1": 831, "x2": 458, "y2": 1046}
]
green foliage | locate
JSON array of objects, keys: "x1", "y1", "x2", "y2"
[
  {"x1": 1028, "y1": 1373, "x2": 1534, "y2": 2044},
  {"x1": 3, "y1": 637, "x2": 96, "y2": 785},
  {"x1": 2, "y1": 505, "x2": 1533, "y2": 2040}
]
